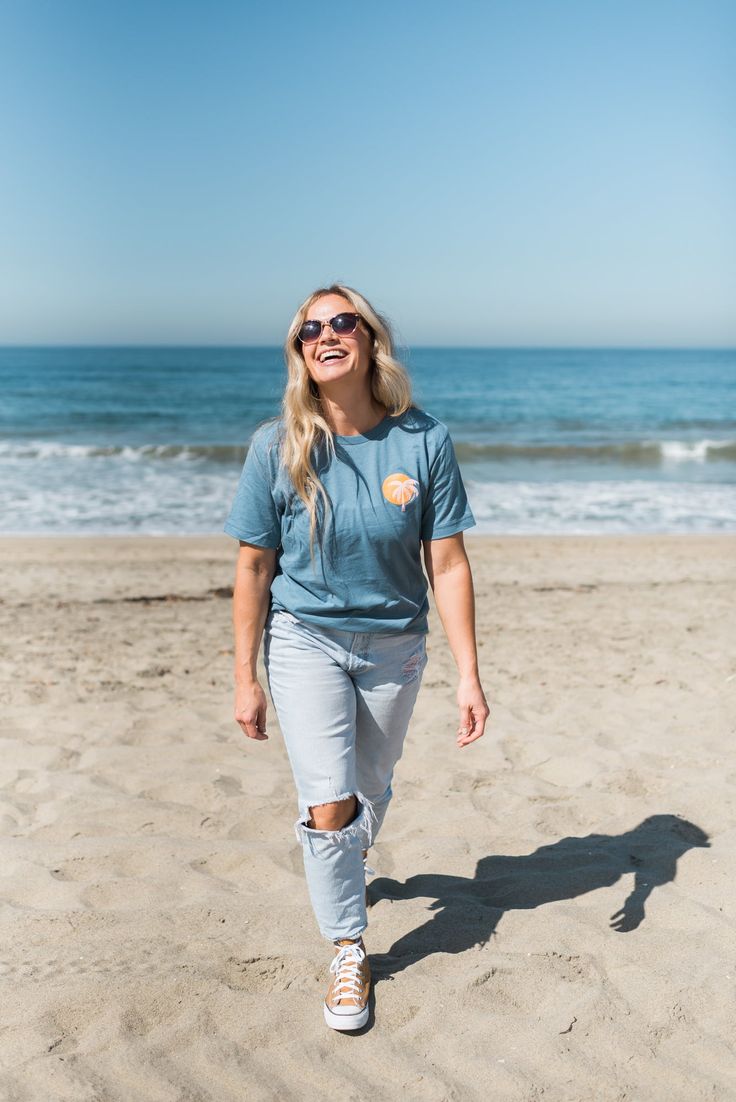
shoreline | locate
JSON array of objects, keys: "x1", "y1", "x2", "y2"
[{"x1": 2, "y1": 530, "x2": 735, "y2": 542}]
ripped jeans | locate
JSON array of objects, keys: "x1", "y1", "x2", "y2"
[{"x1": 263, "y1": 607, "x2": 428, "y2": 942}]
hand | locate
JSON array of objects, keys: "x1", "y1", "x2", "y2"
[
  {"x1": 456, "y1": 675, "x2": 490, "y2": 747},
  {"x1": 610, "y1": 898, "x2": 645, "y2": 932},
  {"x1": 234, "y1": 678, "x2": 269, "y2": 741}
]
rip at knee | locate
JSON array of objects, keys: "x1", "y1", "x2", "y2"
[
  {"x1": 308, "y1": 795, "x2": 357, "y2": 832},
  {"x1": 294, "y1": 790, "x2": 377, "y2": 849}
]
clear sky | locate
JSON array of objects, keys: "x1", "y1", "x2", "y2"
[{"x1": 0, "y1": 0, "x2": 733, "y2": 346}]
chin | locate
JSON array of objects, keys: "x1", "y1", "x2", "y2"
[{"x1": 316, "y1": 366, "x2": 356, "y2": 383}]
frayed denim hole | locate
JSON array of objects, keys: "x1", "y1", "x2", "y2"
[
  {"x1": 293, "y1": 790, "x2": 375, "y2": 849},
  {"x1": 293, "y1": 790, "x2": 355, "y2": 844}
]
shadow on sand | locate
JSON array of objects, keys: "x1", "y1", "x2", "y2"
[{"x1": 368, "y1": 813, "x2": 710, "y2": 983}]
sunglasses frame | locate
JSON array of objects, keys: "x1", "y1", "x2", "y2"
[{"x1": 296, "y1": 312, "x2": 362, "y2": 345}]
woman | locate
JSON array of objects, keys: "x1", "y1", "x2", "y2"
[{"x1": 224, "y1": 284, "x2": 490, "y2": 1032}]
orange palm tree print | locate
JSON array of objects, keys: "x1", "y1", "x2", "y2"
[{"x1": 382, "y1": 473, "x2": 420, "y2": 511}]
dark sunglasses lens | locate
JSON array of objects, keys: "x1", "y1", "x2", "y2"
[
  {"x1": 332, "y1": 313, "x2": 359, "y2": 335},
  {"x1": 298, "y1": 320, "x2": 322, "y2": 343}
]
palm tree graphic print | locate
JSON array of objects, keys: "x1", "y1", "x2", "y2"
[{"x1": 381, "y1": 472, "x2": 420, "y2": 512}]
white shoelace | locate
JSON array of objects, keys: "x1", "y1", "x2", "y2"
[{"x1": 328, "y1": 943, "x2": 366, "y2": 1004}]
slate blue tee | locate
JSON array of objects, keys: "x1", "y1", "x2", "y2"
[{"x1": 223, "y1": 406, "x2": 475, "y2": 634}]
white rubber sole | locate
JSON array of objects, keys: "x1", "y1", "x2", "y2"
[{"x1": 323, "y1": 1001, "x2": 369, "y2": 1031}]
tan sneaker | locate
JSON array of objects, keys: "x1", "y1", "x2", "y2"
[{"x1": 323, "y1": 939, "x2": 371, "y2": 1031}]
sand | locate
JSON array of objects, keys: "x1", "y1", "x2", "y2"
[{"x1": 1, "y1": 534, "x2": 735, "y2": 1102}]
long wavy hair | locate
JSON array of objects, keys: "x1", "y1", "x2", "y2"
[{"x1": 279, "y1": 283, "x2": 414, "y2": 556}]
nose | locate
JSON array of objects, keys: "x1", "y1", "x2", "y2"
[{"x1": 317, "y1": 322, "x2": 339, "y2": 346}]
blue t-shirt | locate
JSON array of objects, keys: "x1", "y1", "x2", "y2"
[{"x1": 223, "y1": 406, "x2": 475, "y2": 634}]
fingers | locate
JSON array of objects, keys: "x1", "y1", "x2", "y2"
[
  {"x1": 458, "y1": 724, "x2": 483, "y2": 747},
  {"x1": 457, "y1": 700, "x2": 490, "y2": 747},
  {"x1": 256, "y1": 699, "x2": 268, "y2": 739},
  {"x1": 238, "y1": 717, "x2": 268, "y2": 740},
  {"x1": 234, "y1": 685, "x2": 269, "y2": 741},
  {"x1": 236, "y1": 705, "x2": 268, "y2": 741},
  {"x1": 456, "y1": 703, "x2": 473, "y2": 744},
  {"x1": 469, "y1": 708, "x2": 488, "y2": 742}
]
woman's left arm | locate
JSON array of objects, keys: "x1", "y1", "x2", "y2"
[{"x1": 422, "y1": 532, "x2": 490, "y2": 748}]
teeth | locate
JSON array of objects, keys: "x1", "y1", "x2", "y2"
[{"x1": 320, "y1": 351, "x2": 346, "y2": 362}]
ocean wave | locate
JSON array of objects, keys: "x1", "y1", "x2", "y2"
[
  {"x1": 0, "y1": 438, "x2": 735, "y2": 465},
  {"x1": 0, "y1": 441, "x2": 248, "y2": 462},
  {"x1": 454, "y1": 439, "x2": 736, "y2": 464},
  {"x1": 464, "y1": 478, "x2": 736, "y2": 534}
]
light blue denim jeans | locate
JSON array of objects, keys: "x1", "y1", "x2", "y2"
[{"x1": 263, "y1": 607, "x2": 428, "y2": 942}]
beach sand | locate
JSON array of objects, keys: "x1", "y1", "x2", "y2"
[{"x1": 1, "y1": 534, "x2": 735, "y2": 1101}]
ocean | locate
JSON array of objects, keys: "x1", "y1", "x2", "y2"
[{"x1": 1, "y1": 346, "x2": 734, "y2": 535}]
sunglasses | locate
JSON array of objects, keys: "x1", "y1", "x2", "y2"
[{"x1": 297, "y1": 312, "x2": 362, "y2": 345}]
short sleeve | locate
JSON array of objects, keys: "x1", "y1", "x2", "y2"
[
  {"x1": 223, "y1": 429, "x2": 282, "y2": 547},
  {"x1": 420, "y1": 430, "x2": 476, "y2": 541}
]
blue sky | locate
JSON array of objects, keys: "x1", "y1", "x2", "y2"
[{"x1": 0, "y1": 0, "x2": 733, "y2": 346}]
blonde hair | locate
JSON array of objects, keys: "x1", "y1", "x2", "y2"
[{"x1": 279, "y1": 283, "x2": 413, "y2": 556}]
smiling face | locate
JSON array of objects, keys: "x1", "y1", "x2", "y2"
[{"x1": 299, "y1": 293, "x2": 374, "y2": 391}]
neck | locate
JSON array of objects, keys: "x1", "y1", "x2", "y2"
[{"x1": 318, "y1": 382, "x2": 387, "y2": 437}]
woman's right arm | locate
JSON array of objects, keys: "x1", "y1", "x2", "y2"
[{"x1": 232, "y1": 541, "x2": 277, "y2": 742}]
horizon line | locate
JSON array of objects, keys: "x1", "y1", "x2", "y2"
[{"x1": 1, "y1": 342, "x2": 734, "y2": 352}]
